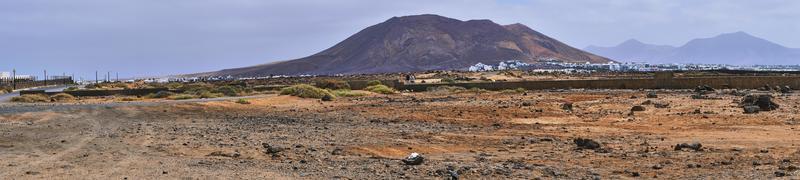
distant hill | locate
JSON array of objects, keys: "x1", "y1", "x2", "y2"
[
  {"x1": 585, "y1": 32, "x2": 800, "y2": 65},
  {"x1": 206, "y1": 14, "x2": 611, "y2": 76}
]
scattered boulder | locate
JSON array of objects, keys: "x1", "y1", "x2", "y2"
[
  {"x1": 653, "y1": 102, "x2": 670, "y2": 108},
  {"x1": 646, "y1": 91, "x2": 658, "y2": 98},
  {"x1": 740, "y1": 94, "x2": 779, "y2": 113},
  {"x1": 780, "y1": 86, "x2": 793, "y2": 93},
  {"x1": 207, "y1": 151, "x2": 241, "y2": 158},
  {"x1": 321, "y1": 94, "x2": 334, "y2": 101},
  {"x1": 674, "y1": 143, "x2": 703, "y2": 151},
  {"x1": 631, "y1": 105, "x2": 646, "y2": 112},
  {"x1": 402, "y1": 152, "x2": 424, "y2": 165},
  {"x1": 561, "y1": 102, "x2": 573, "y2": 112},
  {"x1": 743, "y1": 105, "x2": 760, "y2": 114},
  {"x1": 695, "y1": 85, "x2": 715, "y2": 94},
  {"x1": 574, "y1": 138, "x2": 601, "y2": 150},
  {"x1": 262, "y1": 143, "x2": 285, "y2": 155}
]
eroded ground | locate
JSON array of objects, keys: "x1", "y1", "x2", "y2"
[{"x1": 1, "y1": 89, "x2": 799, "y2": 179}]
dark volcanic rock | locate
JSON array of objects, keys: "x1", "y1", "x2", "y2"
[
  {"x1": 741, "y1": 94, "x2": 779, "y2": 113},
  {"x1": 631, "y1": 105, "x2": 646, "y2": 111},
  {"x1": 674, "y1": 143, "x2": 703, "y2": 151},
  {"x1": 402, "y1": 153, "x2": 425, "y2": 165},
  {"x1": 574, "y1": 138, "x2": 601, "y2": 150}
]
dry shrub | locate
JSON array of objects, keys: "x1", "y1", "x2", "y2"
[
  {"x1": 147, "y1": 91, "x2": 175, "y2": 99},
  {"x1": 168, "y1": 94, "x2": 195, "y2": 100},
  {"x1": 315, "y1": 79, "x2": 351, "y2": 90},
  {"x1": 365, "y1": 85, "x2": 396, "y2": 94},
  {"x1": 333, "y1": 89, "x2": 367, "y2": 97},
  {"x1": 366, "y1": 80, "x2": 383, "y2": 86},
  {"x1": 280, "y1": 84, "x2": 335, "y2": 99},
  {"x1": 235, "y1": 99, "x2": 251, "y2": 104},
  {"x1": 11, "y1": 94, "x2": 50, "y2": 103},
  {"x1": 51, "y1": 93, "x2": 76, "y2": 102}
]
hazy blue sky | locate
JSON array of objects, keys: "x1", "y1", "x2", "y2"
[{"x1": 2, "y1": 0, "x2": 799, "y2": 79}]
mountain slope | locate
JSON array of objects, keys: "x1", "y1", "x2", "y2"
[
  {"x1": 585, "y1": 39, "x2": 676, "y2": 63},
  {"x1": 210, "y1": 14, "x2": 612, "y2": 76},
  {"x1": 585, "y1": 32, "x2": 800, "y2": 65}
]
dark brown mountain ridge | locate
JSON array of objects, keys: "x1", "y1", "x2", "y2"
[{"x1": 209, "y1": 14, "x2": 612, "y2": 76}]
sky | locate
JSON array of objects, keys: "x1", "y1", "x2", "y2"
[{"x1": 2, "y1": 0, "x2": 799, "y2": 79}]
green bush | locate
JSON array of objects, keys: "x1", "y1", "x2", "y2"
[
  {"x1": 214, "y1": 85, "x2": 241, "y2": 96},
  {"x1": 315, "y1": 79, "x2": 351, "y2": 90},
  {"x1": 64, "y1": 87, "x2": 80, "y2": 91},
  {"x1": 365, "y1": 85, "x2": 396, "y2": 94},
  {"x1": 235, "y1": 99, "x2": 251, "y2": 104},
  {"x1": 280, "y1": 84, "x2": 335, "y2": 99},
  {"x1": 11, "y1": 94, "x2": 50, "y2": 103},
  {"x1": 51, "y1": 93, "x2": 76, "y2": 102},
  {"x1": 366, "y1": 80, "x2": 383, "y2": 86},
  {"x1": 333, "y1": 89, "x2": 367, "y2": 97}
]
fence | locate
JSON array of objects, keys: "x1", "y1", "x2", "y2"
[
  {"x1": 394, "y1": 73, "x2": 800, "y2": 91},
  {"x1": 0, "y1": 77, "x2": 74, "y2": 90}
]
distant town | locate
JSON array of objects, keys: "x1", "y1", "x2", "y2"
[{"x1": 468, "y1": 60, "x2": 800, "y2": 73}]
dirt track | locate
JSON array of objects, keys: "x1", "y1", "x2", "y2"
[{"x1": 1, "y1": 90, "x2": 799, "y2": 179}]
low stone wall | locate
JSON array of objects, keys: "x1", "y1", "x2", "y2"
[
  {"x1": 397, "y1": 76, "x2": 800, "y2": 91},
  {"x1": 21, "y1": 88, "x2": 170, "y2": 97}
]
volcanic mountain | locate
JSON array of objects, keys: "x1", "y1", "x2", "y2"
[
  {"x1": 585, "y1": 32, "x2": 800, "y2": 65},
  {"x1": 210, "y1": 14, "x2": 612, "y2": 76}
]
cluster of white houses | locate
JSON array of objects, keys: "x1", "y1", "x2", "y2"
[
  {"x1": 0, "y1": 71, "x2": 35, "y2": 80},
  {"x1": 467, "y1": 60, "x2": 800, "y2": 73}
]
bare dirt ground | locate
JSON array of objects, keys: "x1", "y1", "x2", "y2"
[{"x1": 1, "y1": 89, "x2": 799, "y2": 179}]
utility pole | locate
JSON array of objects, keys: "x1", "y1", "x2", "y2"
[
  {"x1": 44, "y1": 70, "x2": 47, "y2": 86},
  {"x1": 116, "y1": 72, "x2": 119, "y2": 82},
  {"x1": 11, "y1": 69, "x2": 15, "y2": 90},
  {"x1": 95, "y1": 71, "x2": 98, "y2": 84},
  {"x1": 107, "y1": 71, "x2": 110, "y2": 83}
]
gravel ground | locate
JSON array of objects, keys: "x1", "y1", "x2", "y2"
[{"x1": 1, "y1": 90, "x2": 799, "y2": 179}]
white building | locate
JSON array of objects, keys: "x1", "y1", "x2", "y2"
[
  {"x1": 0, "y1": 72, "x2": 10, "y2": 79},
  {"x1": 469, "y1": 63, "x2": 494, "y2": 72}
]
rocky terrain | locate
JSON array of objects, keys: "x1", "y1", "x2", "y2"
[
  {"x1": 1, "y1": 88, "x2": 799, "y2": 179},
  {"x1": 205, "y1": 14, "x2": 611, "y2": 77}
]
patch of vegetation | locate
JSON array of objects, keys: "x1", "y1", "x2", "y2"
[
  {"x1": 235, "y1": 99, "x2": 251, "y2": 104},
  {"x1": 315, "y1": 79, "x2": 351, "y2": 90},
  {"x1": 11, "y1": 94, "x2": 50, "y2": 103},
  {"x1": 0, "y1": 87, "x2": 10, "y2": 94},
  {"x1": 147, "y1": 91, "x2": 175, "y2": 99},
  {"x1": 168, "y1": 94, "x2": 195, "y2": 100},
  {"x1": 441, "y1": 78, "x2": 456, "y2": 84},
  {"x1": 365, "y1": 84, "x2": 396, "y2": 94},
  {"x1": 180, "y1": 83, "x2": 214, "y2": 93},
  {"x1": 64, "y1": 87, "x2": 80, "y2": 91},
  {"x1": 120, "y1": 97, "x2": 140, "y2": 101},
  {"x1": 466, "y1": 87, "x2": 489, "y2": 93},
  {"x1": 427, "y1": 86, "x2": 466, "y2": 93},
  {"x1": 213, "y1": 85, "x2": 241, "y2": 96},
  {"x1": 51, "y1": 93, "x2": 76, "y2": 102},
  {"x1": 198, "y1": 91, "x2": 223, "y2": 99},
  {"x1": 366, "y1": 80, "x2": 383, "y2": 86},
  {"x1": 332, "y1": 89, "x2": 367, "y2": 97},
  {"x1": 280, "y1": 84, "x2": 335, "y2": 99},
  {"x1": 500, "y1": 88, "x2": 527, "y2": 94}
]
